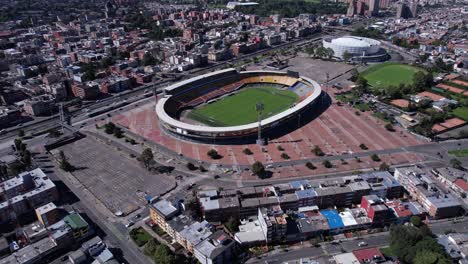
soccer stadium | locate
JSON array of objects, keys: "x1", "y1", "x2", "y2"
[{"x1": 156, "y1": 68, "x2": 322, "y2": 142}]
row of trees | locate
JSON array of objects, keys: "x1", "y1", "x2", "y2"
[
  {"x1": 304, "y1": 45, "x2": 335, "y2": 59},
  {"x1": 103, "y1": 122, "x2": 124, "y2": 138},
  {"x1": 351, "y1": 27, "x2": 382, "y2": 39}
]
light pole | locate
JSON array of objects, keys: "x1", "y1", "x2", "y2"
[{"x1": 256, "y1": 102, "x2": 265, "y2": 146}]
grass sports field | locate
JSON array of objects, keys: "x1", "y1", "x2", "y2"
[
  {"x1": 188, "y1": 86, "x2": 298, "y2": 126},
  {"x1": 361, "y1": 63, "x2": 424, "y2": 88}
]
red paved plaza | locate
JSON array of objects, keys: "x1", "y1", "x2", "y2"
[{"x1": 112, "y1": 88, "x2": 427, "y2": 180}]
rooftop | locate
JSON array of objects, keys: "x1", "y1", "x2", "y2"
[
  {"x1": 64, "y1": 213, "x2": 88, "y2": 230},
  {"x1": 152, "y1": 199, "x2": 179, "y2": 218},
  {"x1": 321, "y1": 210, "x2": 344, "y2": 229}
]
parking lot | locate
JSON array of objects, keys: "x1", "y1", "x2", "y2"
[{"x1": 58, "y1": 136, "x2": 175, "y2": 215}]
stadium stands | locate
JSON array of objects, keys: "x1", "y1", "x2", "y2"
[
  {"x1": 166, "y1": 70, "x2": 312, "y2": 115},
  {"x1": 156, "y1": 69, "x2": 322, "y2": 140}
]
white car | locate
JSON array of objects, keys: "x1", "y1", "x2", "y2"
[{"x1": 358, "y1": 241, "x2": 368, "y2": 247}]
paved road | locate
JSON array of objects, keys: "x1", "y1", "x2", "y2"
[{"x1": 250, "y1": 218, "x2": 468, "y2": 264}]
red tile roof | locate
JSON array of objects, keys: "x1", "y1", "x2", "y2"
[
  {"x1": 390, "y1": 99, "x2": 410, "y2": 108},
  {"x1": 440, "y1": 117, "x2": 466, "y2": 128},
  {"x1": 353, "y1": 248, "x2": 385, "y2": 263},
  {"x1": 432, "y1": 124, "x2": 448, "y2": 133},
  {"x1": 454, "y1": 179, "x2": 468, "y2": 191},
  {"x1": 452, "y1": 79, "x2": 468, "y2": 88},
  {"x1": 436, "y1": 83, "x2": 464, "y2": 94},
  {"x1": 417, "y1": 91, "x2": 445, "y2": 101}
]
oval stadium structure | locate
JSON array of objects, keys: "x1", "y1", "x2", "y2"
[
  {"x1": 156, "y1": 68, "x2": 322, "y2": 141},
  {"x1": 323, "y1": 36, "x2": 387, "y2": 62}
]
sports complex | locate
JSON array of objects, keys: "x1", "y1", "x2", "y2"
[{"x1": 156, "y1": 68, "x2": 322, "y2": 142}]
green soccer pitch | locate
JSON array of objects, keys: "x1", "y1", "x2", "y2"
[
  {"x1": 187, "y1": 85, "x2": 299, "y2": 126},
  {"x1": 361, "y1": 63, "x2": 424, "y2": 88}
]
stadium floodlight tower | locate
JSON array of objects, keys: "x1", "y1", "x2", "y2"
[{"x1": 255, "y1": 102, "x2": 266, "y2": 146}]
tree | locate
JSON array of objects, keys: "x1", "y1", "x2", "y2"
[
  {"x1": 252, "y1": 161, "x2": 265, "y2": 176},
  {"x1": 139, "y1": 148, "x2": 154, "y2": 170},
  {"x1": 113, "y1": 127, "x2": 123, "y2": 138},
  {"x1": 59, "y1": 151, "x2": 73, "y2": 172},
  {"x1": 207, "y1": 149, "x2": 221, "y2": 159},
  {"x1": 413, "y1": 71, "x2": 427, "y2": 92},
  {"x1": 19, "y1": 143, "x2": 27, "y2": 154},
  {"x1": 306, "y1": 162, "x2": 316, "y2": 170},
  {"x1": 22, "y1": 150, "x2": 32, "y2": 168},
  {"x1": 18, "y1": 129, "x2": 25, "y2": 137},
  {"x1": 350, "y1": 68, "x2": 359, "y2": 82},
  {"x1": 450, "y1": 158, "x2": 463, "y2": 170},
  {"x1": 104, "y1": 122, "x2": 116, "y2": 134},
  {"x1": 379, "y1": 162, "x2": 390, "y2": 171},
  {"x1": 342, "y1": 51, "x2": 352, "y2": 62},
  {"x1": 385, "y1": 123, "x2": 395, "y2": 132},
  {"x1": 410, "y1": 215, "x2": 422, "y2": 227},
  {"x1": 186, "y1": 162, "x2": 197, "y2": 171},
  {"x1": 424, "y1": 72, "x2": 434, "y2": 87},
  {"x1": 326, "y1": 48, "x2": 334, "y2": 59},
  {"x1": 144, "y1": 238, "x2": 159, "y2": 256},
  {"x1": 371, "y1": 154, "x2": 381, "y2": 162},
  {"x1": 100, "y1": 56, "x2": 115, "y2": 68},
  {"x1": 323, "y1": 160, "x2": 332, "y2": 168},
  {"x1": 153, "y1": 244, "x2": 175, "y2": 264},
  {"x1": 419, "y1": 54, "x2": 429, "y2": 63},
  {"x1": 0, "y1": 164, "x2": 8, "y2": 180},
  {"x1": 355, "y1": 76, "x2": 369, "y2": 94},
  {"x1": 359, "y1": 143, "x2": 368, "y2": 150},
  {"x1": 243, "y1": 148, "x2": 253, "y2": 155},
  {"x1": 312, "y1": 145, "x2": 324, "y2": 156},
  {"x1": 141, "y1": 53, "x2": 157, "y2": 66},
  {"x1": 315, "y1": 47, "x2": 328, "y2": 58},
  {"x1": 14, "y1": 138, "x2": 22, "y2": 152},
  {"x1": 413, "y1": 251, "x2": 449, "y2": 264},
  {"x1": 82, "y1": 63, "x2": 96, "y2": 81},
  {"x1": 8, "y1": 161, "x2": 26, "y2": 175},
  {"x1": 225, "y1": 216, "x2": 240, "y2": 233},
  {"x1": 305, "y1": 46, "x2": 315, "y2": 57}
]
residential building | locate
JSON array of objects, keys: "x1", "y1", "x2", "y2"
[
  {"x1": 431, "y1": 167, "x2": 468, "y2": 197},
  {"x1": 149, "y1": 199, "x2": 179, "y2": 233},
  {"x1": 0, "y1": 168, "x2": 59, "y2": 223},
  {"x1": 35, "y1": 202, "x2": 60, "y2": 227},
  {"x1": 194, "y1": 230, "x2": 236, "y2": 264},
  {"x1": 23, "y1": 95, "x2": 55, "y2": 116},
  {"x1": 394, "y1": 167, "x2": 463, "y2": 218}
]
